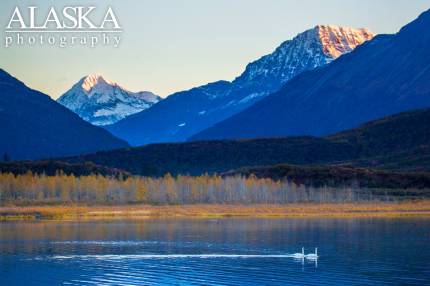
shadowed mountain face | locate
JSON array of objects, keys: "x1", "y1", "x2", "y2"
[
  {"x1": 62, "y1": 108, "x2": 430, "y2": 176},
  {"x1": 191, "y1": 9, "x2": 430, "y2": 142},
  {"x1": 106, "y1": 26, "x2": 373, "y2": 146},
  {"x1": 0, "y1": 69, "x2": 129, "y2": 161}
]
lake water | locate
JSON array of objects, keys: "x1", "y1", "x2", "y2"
[{"x1": 0, "y1": 218, "x2": 429, "y2": 285}]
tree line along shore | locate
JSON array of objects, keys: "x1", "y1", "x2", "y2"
[
  {"x1": 0, "y1": 172, "x2": 429, "y2": 220},
  {"x1": 1, "y1": 172, "x2": 429, "y2": 206}
]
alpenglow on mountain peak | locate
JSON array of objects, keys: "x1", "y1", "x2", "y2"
[
  {"x1": 234, "y1": 25, "x2": 374, "y2": 89},
  {"x1": 81, "y1": 74, "x2": 110, "y2": 92},
  {"x1": 316, "y1": 25, "x2": 374, "y2": 58},
  {"x1": 58, "y1": 74, "x2": 161, "y2": 126}
]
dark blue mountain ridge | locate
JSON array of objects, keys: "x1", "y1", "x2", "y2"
[
  {"x1": 190, "y1": 8, "x2": 430, "y2": 141},
  {"x1": 106, "y1": 25, "x2": 373, "y2": 146},
  {"x1": 0, "y1": 69, "x2": 129, "y2": 160}
]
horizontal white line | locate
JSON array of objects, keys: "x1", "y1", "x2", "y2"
[
  {"x1": 5, "y1": 30, "x2": 122, "y2": 33},
  {"x1": 50, "y1": 254, "x2": 315, "y2": 260}
]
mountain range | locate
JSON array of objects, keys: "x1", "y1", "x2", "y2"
[
  {"x1": 0, "y1": 70, "x2": 128, "y2": 161},
  {"x1": 58, "y1": 74, "x2": 160, "y2": 126},
  {"x1": 2, "y1": 7, "x2": 429, "y2": 171},
  {"x1": 106, "y1": 25, "x2": 373, "y2": 145},
  {"x1": 191, "y1": 9, "x2": 430, "y2": 141}
]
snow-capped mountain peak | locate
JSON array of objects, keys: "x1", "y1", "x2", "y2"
[
  {"x1": 233, "y1": 25, "x2": 374, "y2": 92},
  {"x1": 58, "y1": 75, "x2": 161, "y2": 126}
]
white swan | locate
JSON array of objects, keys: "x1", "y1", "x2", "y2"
[
  {"x1": 293, "y1": 247, "x2": 305, "y2": 259},
  {"x1": 292, "y1": 247, "x2": 319, "y2": 260},
  {"x1": 305, "y1": 248, "x2": 318, "y2": 260}
]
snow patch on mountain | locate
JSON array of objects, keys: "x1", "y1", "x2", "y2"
[{"x1": 58, "y1": 75, "x2": 161, "y2": 126}]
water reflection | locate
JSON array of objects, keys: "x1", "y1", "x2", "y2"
[{"x1": 0, "y1": 218, "x2": 429, "y2": 285}]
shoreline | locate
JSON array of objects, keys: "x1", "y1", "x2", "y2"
[{"x1": 1, "y1": 201, "x2": 430, "y2": 221}]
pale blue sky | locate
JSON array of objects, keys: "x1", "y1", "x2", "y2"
[{"x1": 0, "y1": 0, "x2": 428, "y2": 99}]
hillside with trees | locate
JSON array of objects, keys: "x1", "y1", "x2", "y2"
[{"x1": 59, "y1": 108, "x2": 430, "y2": 176}]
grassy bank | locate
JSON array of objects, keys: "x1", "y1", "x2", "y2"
[{"x1": 1, "y1": 201, "x2": 430, "y2": 220}]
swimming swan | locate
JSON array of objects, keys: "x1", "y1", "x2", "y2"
[
  {"x1": 293, "y1": 247, "x2": 305, "y2": 259},
  {"x1": 305, "y1": 248, "x2": 318, "y2": 260}
]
